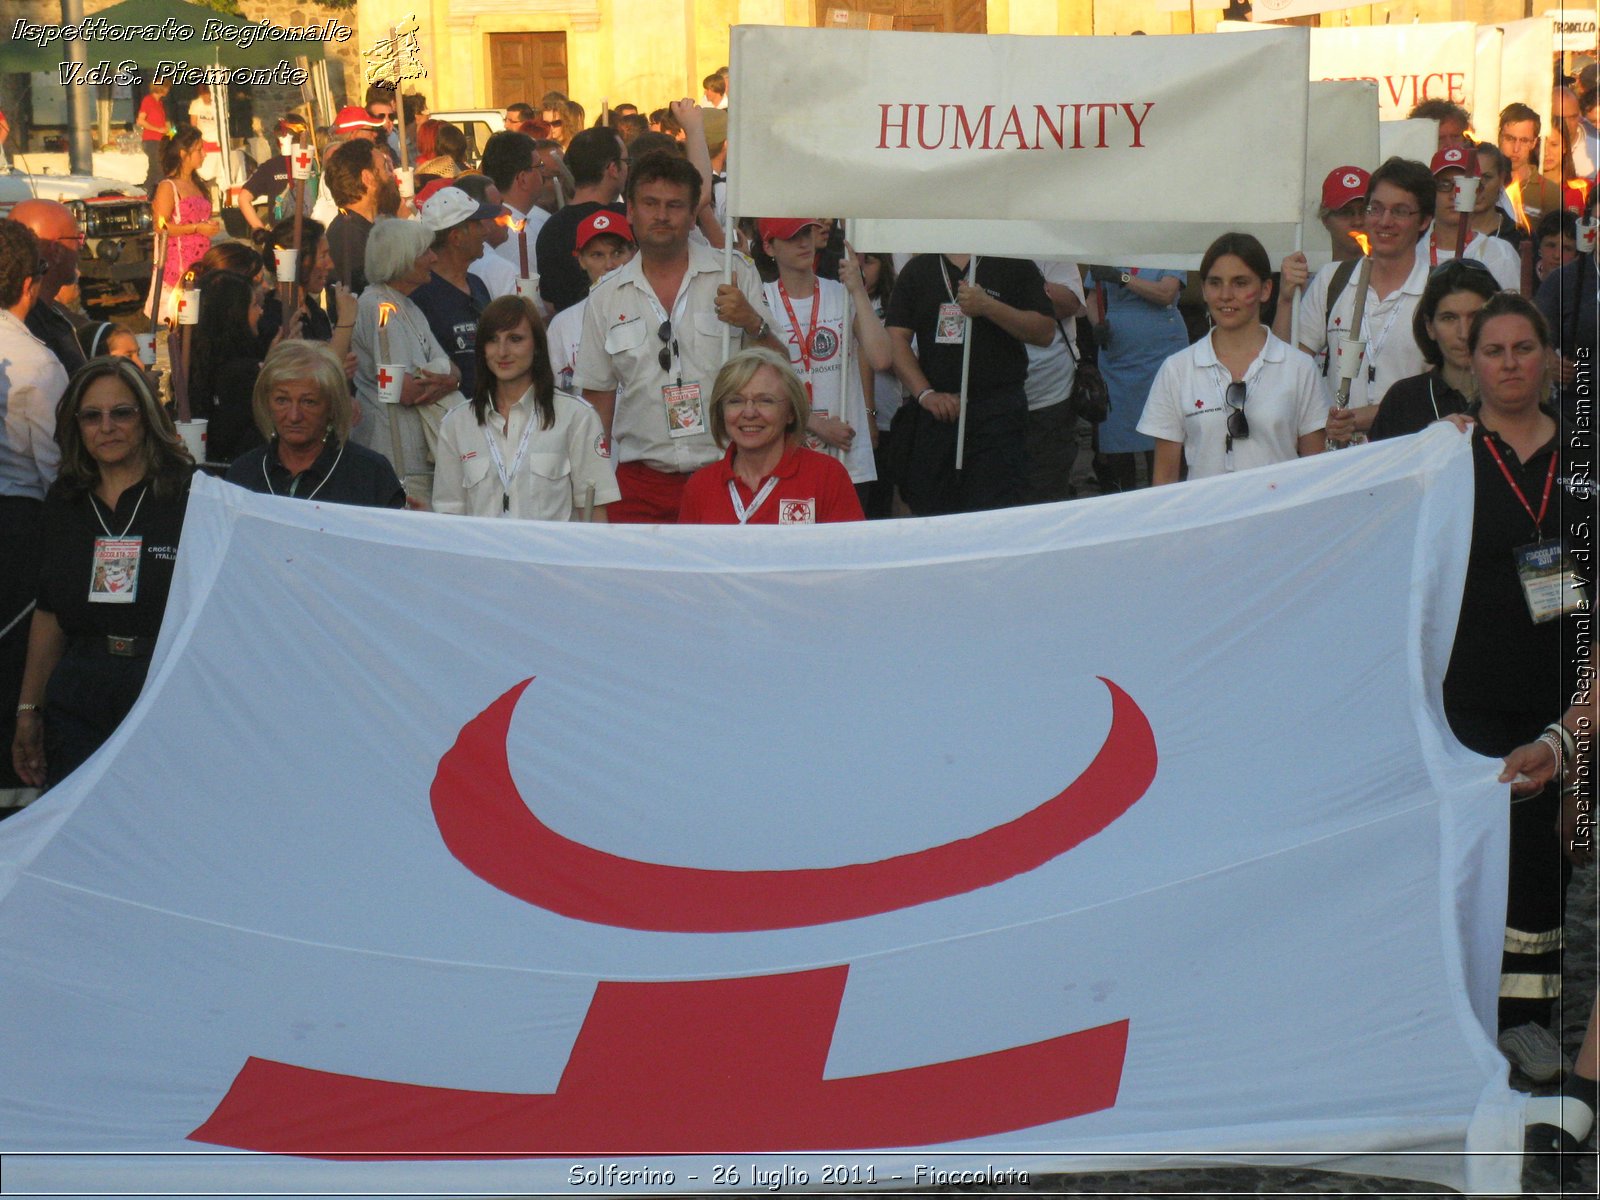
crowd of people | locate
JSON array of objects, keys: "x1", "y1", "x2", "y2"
[{"x1": 1, "y1": 59, "x2": 1597, "y2": 1179}]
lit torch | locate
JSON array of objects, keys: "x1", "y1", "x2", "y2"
[
  {"x1": 1568, "y1": 178, "x2": 1593, "y2": 212},
  {"x1": 511, "y1": 215, "x2": 530, "y2": 276},
  {"x1": 1328, "y1": 235, "x2": 1373, "y2": 449},
  {"x1": 377, "y1": 301, "x2": 395, "y2": 364},
  {"x1": 1351, "y1": 232, "x2": 1371, "y2": 256},
  {"x1": 173, "y1": 269, "x2": 197, "y2": 422}
]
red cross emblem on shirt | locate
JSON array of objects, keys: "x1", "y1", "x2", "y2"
[{"x1": 376, "y1": 368, "x2": 394, "y2": 389}]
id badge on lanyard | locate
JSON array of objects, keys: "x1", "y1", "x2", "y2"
[
  {"x1": 663, "y1": 383, "x2": 706, "y2": 437},
  {"x1": 1513, "y1": 540, "x2": 1587, "y2": 624},
  {"x1": 90, "y1": 537, "x2": 141, "y2": 604}
]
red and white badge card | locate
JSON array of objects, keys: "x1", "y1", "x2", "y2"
[
  {"x1": 662, "y1": 383, "x2": 706, "y2": 438},
  {"x1": 89, "y1": 537, "x2": 140, "y2": 604},
  {"x1": 777, "y1": 498, "x2": 816, "y2": 524}
]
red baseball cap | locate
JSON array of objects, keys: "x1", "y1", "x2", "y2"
[
  {"x1": 575, "y1": 210, "x2": 634, "y2": 250},
  {"x1": 758, "y1": 217, "x2": 824, "y2": 243},
  {"x1": 1320, "y1": 166, "x2": 1370, "y2": 210},
  {"x1": 1430, "y1": 145, "x2": 1472, "y2": 176},
  {"x1": 332, "y1": 106, "x2": 384, "y2": 136}
]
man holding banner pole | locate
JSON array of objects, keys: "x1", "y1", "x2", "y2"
[
  {"x1": 574, "y1": 152, "x2": 778, "y2": 524},
  {"x1": 885, "y1": 253, "x2": 1052, "y2": 514}
]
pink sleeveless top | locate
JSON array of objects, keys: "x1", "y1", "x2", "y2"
[{"x1": 162, "y1": 183, "x2": 213, "y2": 286}]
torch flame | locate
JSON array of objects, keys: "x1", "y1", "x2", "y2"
[
  {"x1": 1351, "y1": 232, "x2": 1371, "y2": 255},
  {"x1": 1504, "y1": 177, "x2": 1529, "y2": 232},
  {"x1": 377, "y1": 302, "x2": 395, "y2": 328},
  {"x1": 1570, "y1": 179, "x2": 1592, "y2": 206},
  {"x1": 505, "y1": 215, "x2": 526, "y2": 234}
]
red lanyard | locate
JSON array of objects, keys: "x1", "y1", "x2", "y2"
[
  {"x1": 1482, "y1": 435, "x2": 1558, "y2": 536},
  {"x1": 776, "y1": 278, "x2": 821, "y2": 402}
]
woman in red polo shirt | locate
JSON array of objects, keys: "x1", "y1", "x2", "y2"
[{"x1": 677, "y1": 349, "x2": 862, "y2": 524}]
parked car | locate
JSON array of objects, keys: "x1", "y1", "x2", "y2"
[{"x1": 0, "y1": 166, "x2": 153, "y2": 314}]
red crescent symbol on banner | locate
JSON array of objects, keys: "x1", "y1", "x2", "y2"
[{"x1": 431, "y1": 676, "x2": 1155, "y2": 931}]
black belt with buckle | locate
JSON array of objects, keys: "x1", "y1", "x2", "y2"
[{"x1": 104, "y1": 635, "x2": 151, "y2": 658}]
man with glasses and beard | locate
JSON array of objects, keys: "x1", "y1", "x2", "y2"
[
  {"x1": 8, "y1": 200, "x2": 87, "y2": 377},
  {"x1": 1292, "y1": 157, "x2": 1435, "y2": 445},
  {"x1": 323, "y1": 137, "x2": 402, "y2": 296},
  {"x1": 573, "y1": 152, "x2": 779, "y2": 523}
]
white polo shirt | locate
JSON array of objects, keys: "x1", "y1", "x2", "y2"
[
  {"x1": 572, "y1": 239, "x2": 772, "y2": 474},
  {"x1": 1296, "y1": 246, "x2": 1430, "y2": 410},
  {"x1": 491, "y1": 202, "x2": 549, "y2": 277},
  {"x1": 1428, "y1": 230, "x2": 1521, "y2": 292},
  {"x1": 1138, "y1": 328, "x2": 1329, "y2": 480},
  {"x1": 470, "y1": 246, "x2": 519, "y2": 299}
]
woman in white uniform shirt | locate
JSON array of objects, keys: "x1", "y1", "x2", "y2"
[
  {"x1": 433, "y1": 295, "x2": 619, "y2": 520},
  {"x1": 1139, "y1": 233, "x2": 1328, "y2": 483}
]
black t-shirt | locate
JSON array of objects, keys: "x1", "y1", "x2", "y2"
[
  {"x1": 410, "y1": 272, "x2": 490, "y2": 395},
  {"x1": 37, "y1": 477, "x2": 191, "y2": 639},
  {"x1": 224, "y1": 437, "x2": 405, "y2": 508},
  {"x1": 536, "y1": 201, "x2": 626, "y2": 312},
  {"x1": 326, "y1": 210, "x2": 373, "y2": 295},
  {"x1": 1369, "y1": 370, "x2": 1468, "y2": 441},
  {"x1": 243, "y1": 156, "x2": 291, "y2": 202},
  {"x1": 884, "y1": 255, "x2": 1050, "y2": 394},
  {"x1": 1444, "y1": 422, "x2": 1587, "y2": 714},
  {"x1": 193, "y1": 357, "x2": 264, "y2": 465}
]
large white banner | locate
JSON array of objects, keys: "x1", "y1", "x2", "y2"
[
  {"x1": 728, "y1": 26, "x2": 1309, "y2": 224},
  {"x1": 1222, "y1": 19, "x2": 1476, "y2": 121},
  {"x1": 1476, "y1": 26, "x2": 1505, "y2": 140},
  {"x1": 0, "y1": 433, "x2": 1525, "y2": 1194},
  {"x1": 1498, "y1": 17, "x2": 1555, "y2": 153},
  {"x1": 848, "y1": 81, "x2": 1376, "y2": 271}
]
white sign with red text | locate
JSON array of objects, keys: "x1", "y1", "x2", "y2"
[
  {"x1": 728, "y1": 25, "x2": 1309, "y2": 224},
  {"x1": 1222, "y1": 19, "x2": 1476, "y2": 121},
  {"x1": 848, "y1": 81, "x2": 1376, "y2": 270},
  {"x1": 0, "y1": 432, "x2": 1525, "y2": 1195}
]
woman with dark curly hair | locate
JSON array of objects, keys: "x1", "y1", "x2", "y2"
[{"x1": 11, "y1": 358, "x2": 193, "y2": 789}]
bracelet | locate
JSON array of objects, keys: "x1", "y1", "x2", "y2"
[
  {"x1": 751, "y1": 318, "x2": 770, "y2": 340},
  {"x1": 335, "y1": 323, "x2": 354, "y2": 330},
  {"x1": 917, "y1": 387, "x2": 935, "y2": 402},
  {"x1": 1545, "y1": 722, "x2": 1576, "y2": 768},
  {"x1": 1537, "y1": 730, "x2": 1565, "y2": 775},
  {"x1": 16, "y1": 703, "x2": 39, "y2": 714}
]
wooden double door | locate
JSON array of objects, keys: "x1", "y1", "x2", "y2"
[{"x1": 488, "y1": 33, "x2": 569, "y2": 110}]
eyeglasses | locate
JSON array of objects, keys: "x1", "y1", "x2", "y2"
[
  {"x1": 546, "y1": 118, "x2": 564, "y2": 128},
  {"x1": 1224, "y1": 381, "x2": 1248, "y2": 453},
  {"x1": 656, "y1": 319, "x2": 678, "y2": 373},
  {"x1": 1366, "y1": 202, "x2": 1421, "y2": 221},
  {"x1": 48, "y1": 234, "x2": 87, "y2": 250},
  {"x1": 1330, "y1": 202, "x2": 1366, "y2": 219},
  {"x1": 77, "y1": 405, "x2": 141, "y2": 427},
  {"x1": 724, "y1": 395, "x2": 784, "y2": 413}
]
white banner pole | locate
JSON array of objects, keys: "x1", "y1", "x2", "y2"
[{"x1": 954, "y1": 254, "x2": 976, "y2": 471}]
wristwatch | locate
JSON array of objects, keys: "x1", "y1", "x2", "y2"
[{"x1": 751, "y1": 318, "x2": 770, "y2": 340}]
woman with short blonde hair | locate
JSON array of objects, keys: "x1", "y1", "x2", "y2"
[{"x1": 224, "y1": 340, "x2": 405, "y2": 507}]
